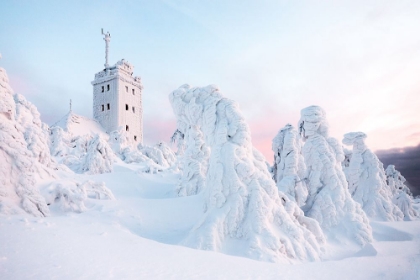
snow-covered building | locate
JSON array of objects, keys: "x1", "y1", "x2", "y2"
[{"x1": 91, "y1": 30, "x2": 143, "y2": 144}]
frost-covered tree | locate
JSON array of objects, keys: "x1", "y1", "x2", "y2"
[
  {"x1": 342, "y1": 132, "x2": 403, "y2": 221},
  {"x1": 298, "y1": 106, "x2": 372, "y2": 245},
  {"x1": 385, "y1": 165, "x2": 419, "y2": 220},
  {"x1": 0, "y1": 67, "x2": 54, "y2": 216},
  {"x1": 272, "y1": 124, "x2": 308, "y2": 206},
  {"x1": 80, "y1": 134, "x2": 114, "y2": 174},
  {"x1": 170, "y1": 85, "x2": 325, "y2": 263}
]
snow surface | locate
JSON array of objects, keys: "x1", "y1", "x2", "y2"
[{"x1": 1, "y1": 163, "x2": 420, "y2": 279}]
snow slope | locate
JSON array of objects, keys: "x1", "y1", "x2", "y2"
[{"x1": 1, "y1": 162, "x2": 419, "y2": 280}]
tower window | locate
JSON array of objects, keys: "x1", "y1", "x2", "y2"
[
  {"x1": 125, "y1": 86, "x2": 128, "y2": 92},
  {"x1": 132, "y1": 106, "x2": 135, "y2": 113},
  {"x1": 101, "y1": 86, "x2": 104, "y2": 92},
  {"x1": 101, "y1": 105, "x2": 104, "y2": 111},
  {"x1": 107, "y1": 103, "x2": 110, "y2": 110},
  {"x1": 134, "y1": 136, "x2": 137, "y2": 141},
  {"x1": 126, "y1": 104, "x2": 129, "y2": 110},
  {"x1": 126, "y1": 125, "x2": 129, "y2": 132},
  {"x1": 107, "y1": 84, "x2": 110, "y2": 91},
  {"x1": 132, "y1": 89, "x2": 135, "y2": 95}
]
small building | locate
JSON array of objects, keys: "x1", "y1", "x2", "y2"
[{"x1": 91, "y1": 30, "x2": 143, "y2": 144}]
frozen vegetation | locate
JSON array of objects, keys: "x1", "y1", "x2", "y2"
[
  {"x1": 272, "y1": 124, "x2": 308, "y2": 207},
  {"x1": 298, "y1": 106, "x2": 372, "y2": 245},
  {"x1": 0, "y1": 67, "x2": 53, "y2": 217},
  {"x1": 386, "y1": 165, "x2": 419, "y2": 220},
  {"x1": 170, "y1": 85, "x2": 324, "y2": 263},
  {"x1": 342, "y1": 132, "x2": 403, "y2": 221},
  {"x1": 1, "y1": 63, "x2": 420, "y2": 278}
]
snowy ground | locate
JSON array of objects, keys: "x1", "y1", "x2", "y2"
[{"x1": 1, "y1": 162, "x2": 419, "y2": 280}]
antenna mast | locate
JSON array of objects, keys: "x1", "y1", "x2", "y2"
[{"x1": 101, "y1": 28, "x2": 111, "y2": 68}]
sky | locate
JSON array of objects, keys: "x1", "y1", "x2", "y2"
[{"x1": 0, "y1": 1, "x2": 419, "y2": 190}]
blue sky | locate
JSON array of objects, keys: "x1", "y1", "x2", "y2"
[{"x1": 1, "y1": 0, "x2": 420, "y2": 159}]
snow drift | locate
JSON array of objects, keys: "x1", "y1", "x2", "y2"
[
  {"x1": 170, "y1": 84, "x2": 325, "y2": 263},
  {"x1": 298, "y1": 106, "x2": 372, "y2": 245}
]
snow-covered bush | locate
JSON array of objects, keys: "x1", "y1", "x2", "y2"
[
  {"x1": 342, "y1": 132, "x2": 403, "y2": 221},
  {"x1": 170, "y1": 85, "x2": 325, "y2": 263},
  {"x1": 298, "y1": 106, "x2": 372, "y2": 245},
  {"x1": 0, "y1": 67, "x2": 53, "y2": 217},
  {"x1": 47, "y1": 180, "x2": 115, "y2": 213},
  {"x1": 272, "y1": 124, "x2": 308, "y2": 206},
  {"x1": 386, "y1": 165, "x2": 419, "y2": 220},
  {"x1": 80, "y1": 134, "x2": 114, "y2": 174}
]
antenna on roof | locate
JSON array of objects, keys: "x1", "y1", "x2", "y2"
[
  {"x1": 101, "y1": 28, "x2": 111, "y2": 68},
  {"x1": 70, "y1": 99, "x2": 72, "y2": 112}
]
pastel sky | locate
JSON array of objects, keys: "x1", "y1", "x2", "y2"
[{"x1": 1, "y1": 0, "x2": 420, "y2": 160}]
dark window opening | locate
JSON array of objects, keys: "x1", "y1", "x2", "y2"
[
  {"x1": 125, "y1": 86, "x2": 128, "y2": 92},
  {"x1": 132, "y1": 107, "x2": 135, "y2": 113},
  {"x1": 101, "y1": 86, "x2": 104, "y2": 92},
  {"x1": 101, "y1": 105, "x2": 104, "y2": 111},
  {"x1": 107, "y1": 103, "x2": 110, "y2": 110},
  {"x1": 126, "y1": 104, "x2": 129, "y2": 110},
  {"x1": 107, "y1": 84, "x2": 110, "y2": 91},
  {"x1": 126, "y1": 125, "x2": 129, "y2": 132},
  {"x1": 132, "y1": 89, "x2": 135, "y2": 95},
  {"x1": 134, "y1": 136, "x2": 137, "y2": 141}
]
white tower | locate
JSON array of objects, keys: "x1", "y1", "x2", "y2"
[{"x1": 91, "y1": 29, "x2": 143, "y2": 143}]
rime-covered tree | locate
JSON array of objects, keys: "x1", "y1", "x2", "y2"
[
  {"x1": 342, "y1": 132, "x2": 403, "y2": 221},
  {"x1": 81, "y1": 134, "x2": 114, "y2": 174},
  {"x1": 170, "y1": 85, "x2": 325, "y2": 263},
  {"x1": 386, "y1": 165, "x2": 419, "y2": 220},
  {"x1": 298, "y1": 106, "x2": 372, "y2": 245},
  {"x1": 272, "y1": 124, "x2": 308, "y2": 206},
  {"x1": 0, "y1": 67, "x2": 54, "y2": 216}
]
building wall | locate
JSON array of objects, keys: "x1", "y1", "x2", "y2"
[
  {"x1": 92, "y1": 60, "x2": 143, "y2": 144},
  {"x1": 118, "y1": 78, "x2": 143, "y2": 143},
  {"x1": 93, "y1": 77, "x2": 120, "y2": 134}
]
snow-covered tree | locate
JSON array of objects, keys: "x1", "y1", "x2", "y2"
[
  {"x1": 0, "y1": 67, "x2": 54, "y2": 216},
  {"x1": 385, "y1": 165, "x2": 419, "y2": 220},
  {"x1": 298, "y1": 106, "x2": 372, "y2": 245},
  {"x1": 342, "y1": 132, "x2": 403, "y2": 221},
  {"x1": 272, "y1": 124, "x2": 308, "y2": 206},
  {"x1": 170, "y1": 85, "x2": 325, "y2": 263},
  {"x1": 80, "y1": 134, "x2": 114, "y2": 174}
]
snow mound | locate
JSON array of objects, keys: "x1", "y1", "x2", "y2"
[
  {"x1": 272, "y1": 124, "x2": 308, "y2": 207},
  {"x1": 45, "y1": 180, "x2": 115, "y2": 212},
  {"x1": 298, "y1": 106, "x2": 372, "y2": 245},
  {"x1": 170, "y1": 84, "x2": 325, "y2": 263},
  {"x1": 52, "y1": 110, "x2": 106, "y2": 138},
  {"x1": 386, "y1": 165, "x2": 419, "y2": 220},
  {"x1": 342, "y1": 132, "x2": 403, "y2": 221},
  {"x1": 0, "y1": 67, "x2": 55, "y2": 217}
]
